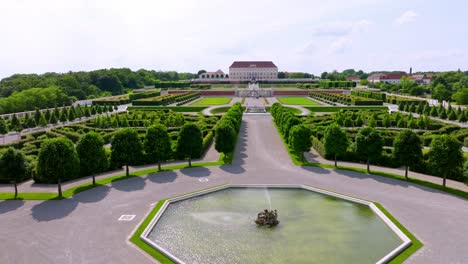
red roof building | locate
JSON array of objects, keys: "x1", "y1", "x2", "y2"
[
  {"x1": 229, "y1": 61, "x2": 278, "y2": 80},
  {"x1": 368, "y1": 73, "x2": 407, "y2": 84}
]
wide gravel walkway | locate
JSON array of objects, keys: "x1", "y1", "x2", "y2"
[{"x1": 0, "y1": 116, "x2": 467, "y2": 264}]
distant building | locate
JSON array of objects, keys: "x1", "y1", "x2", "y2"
[
  {"x1": 199, "y1": 69, "x2": 228, "y2": 79},
  {"x1": 346, "y1": 76, "x2": 361, "y2": 84},
  {"x1": 368, "y1": 73, "x2": 407, "y2": 84},
  {"x1": 229, "y1": 61, "x2": 278, "y2": 80},
  {"x1": 409, "y1": 74, "x2": 436, "y2": 85}
]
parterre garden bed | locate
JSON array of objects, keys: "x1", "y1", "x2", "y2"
[
  {"x1": 0, "y1": 110, "x2": 220, "y2": 184},
  {"x1": 276, "y1": 97, "x2": 319, "y2": 105},
  {"x1": 309, "y1": 92, "x2": 383, "y2": 106},
  {"x1": 190, "y1": 97, "x2": 232, "y2": 106}
]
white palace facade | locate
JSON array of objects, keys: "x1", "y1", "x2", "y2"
[{"x1": 229, "y1": 61, "x2": 278, "y2": 80}]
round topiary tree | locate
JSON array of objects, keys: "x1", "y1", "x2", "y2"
[
  {"x1": 429, "y1": 135, "x2": 463, "y2": 187},
  {"x1": 288, "y1": 124, "x2": 312, "y2": 162},
  {"x1": 111, "y1": 128, "x2": 143, "y2": 177},
  {"x1": 214, "y1": 122, "x2": 236, "y2": 155},
  {"x1": 323, "y1": 123, "x2": 349, "y2": 167},
  {"x1": 0, "y1": 148, "x2": 30, "y2": 198},
  {"x1": 393, "y1": 129, "x2": 422, "y2": 180},
  {"x1": 355, "y1": 127, "x2": 383, "y2": 173},
  {"x1": 77, "y1": 132, "x2": 108, "y2": 185},
  {"x1": 176, "y1": 123, "x2": 203, "y2": 167},
  {"x1": 145, "y1": 124, "x2": 172, "y2": 171},
  {"x1": 37, "y1": 137, "x2": 80, "y2": 197}
]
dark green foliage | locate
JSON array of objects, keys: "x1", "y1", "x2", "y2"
[
  {"x1": 448, "y1": 110, "x2": 457, "y2": 120},
  {"x1": 0, "y1": 148, "x2": 30, "y2": 196},
  {"x1": 355, "y1": 127, "x2": 383, "y2": 172},
  {"x1": 176, "y1": 123, "x2": 203, "y2": 166},
  {"x1": 288, "y1": 124, "x2": 312, "y2": 161},
  {"x1": 34, "y1": 109, "x2": 41, "y2": 123},
  {"x1": 430, "y1": 106, "x2": 438, "y2": 117},
  {"x1": 39, "y1": 115, "x2": 47, "y2": 127},
  {"x1": 438, "y1": 108, "x2": 447, "y2": 119},
  {"x1": 37, "y1": 137, "x2": 79, "y2": 197},
  {"x1": 393, "y1": 130, "x2": 423, "y2": 179},
  {"x1": 0, "y1": 118, "x2": 9, "y2": 134},
  {"x1": 323, "y1": 123, "x2": 349, "y2": 166},
  {"x1": 77, "y1": 132, "x2": 108, "y2": 184},
  {"x1": 59, "y1": 109, "x2": 68, "y2": 122},
  {"x1": 429, "y1": 135, "x2": 463, "y2": 186},
  {"x1": 214, "y1": 103, "x2": 243, "y2": 154},
  {"x1": 111, "y1": 128, "x2": 143, "y2": 177},
  {"x1": 144, "y1": 125, "x2": 172, "y2": 171},
  {"x1": 49, "y1": 112, "x2": 58, "y2": 124}
]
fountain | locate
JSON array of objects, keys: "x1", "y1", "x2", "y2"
[{"x1": 255, "y1": 209, "x2": 279, "y2": 226}]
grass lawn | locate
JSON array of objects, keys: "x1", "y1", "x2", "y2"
[
  {"x1": 191, "y1": 97, "x2": 232, "y2": 106},
  {"x1": 276, "y1": 97, "x2": 319, "y2": 105},
  {"x1": 305, "y1": 106, "x2": 388, "y2": 112}
]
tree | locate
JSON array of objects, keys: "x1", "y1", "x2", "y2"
[
  {"x1": 393, "y1": 130, "x2": 423, "y2": 180},
  {"x1": 34, "y1": 109, "x2": 41, "y2": 124},
  {"x1": 144, "y1": 125, "x2": 172, "y2": 171},
  {"x1": 323, "y1": 123, "x2": 349, "y2": 167},
  {"x1": 367, "y1": 116, "x2": 377, "y2": 128},
  {"x1": 68, "y1": 107, "x2": 76, "y2": 121},
  {"x1": 448, "y1": 110, "x2": 457, "y2": 120},
  {"x1": 0, "y1": 148, "x2": 30, "y2": 198},
  {"x1": 111, "y1": 128, "x2": 143, "y2": 177},
  {"x1": 429, "y1": 106, "x2": 438, "y2": 117},
  {"x1": 429, "y1": 135, "x2": 463, "y2": 187},
  {"x1": 37, "y1": 137, "x2": 79, "y2": 197},
  {"x1": 10, "y1": 114, "x2": 22, "y2": 132},
  {"x1": 0, "y1": 118, "x2": 8, "y2": 134},
  {"x1": 59, "y1": 109, "x2": 68, "y2": 123},
  {"x1": 49, "y1": 112, "x2": 58, "y2": 125},
  {"x1": 176, "y1": 123, "x2": 203, "y2": 167},
  {"x1": 383, "y1": 114, "x2": 391, "y2": 128},
  {"x1": 355, "y1": 127, "x2": 383, "y2": 173},
  {"x1": 214, "y1": 122, "x2": 236, "y2": 154},
  {"x1": 288, "y1": 125, "x2": 312, "y2": 162},
  {"x1": 39, "y1": 114, "x2": 48, "y2": 127},
  {"x1": 77, "y1": 132, "x2": 108, "y2": 185}
]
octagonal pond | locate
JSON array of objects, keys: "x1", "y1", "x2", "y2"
[{"x1": 144, "y1": 186, "x2": 408, "y2": 263}]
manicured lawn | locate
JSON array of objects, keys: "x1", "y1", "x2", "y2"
[
  {"x1": 191, "y1": 97, "x2": 232, "y2": 106},
  {"x1": 276, "y1": 97, "x2": 319, "y2": 105},
  {"x1": 304, "y1": 106, "x2": 388, "y2": 112}
]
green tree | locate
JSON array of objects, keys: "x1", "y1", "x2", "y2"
[
  {"x1": 68, "y1": 107, "x2": 76, "y2": 121},
  {"x1": 429, "y1": 106, "x2": 438, "y2": 117},
  {"x1": 144, "y1": 124, "x2": 172, "y2": 171},
  {"x1": 355, "y1": 127, "x2": 383, "y2": 173},
  {"x1": 37, "y1": 137, "x2": 79, "y2": 197},
  {"x1": 383, "y1": 114, "x2": 391, "y2": 128},
  {"x1": 214, "y1": 122, "x2": 236, "y2": 154},
  {"x1": 0, "y1": 118, "x2": 9, "y2": 134},
  {"x1": 59, "y1": 109, "x2": 68, "y2": 123},
  {"x1": 367, "y1": 116, "x2": 377, "y2": 128},
  {"x1": 288, "y1": 124, "x2": 312, "y2": 162},
  {"x1": 176, "y1": 123, "x2": 203, "y2": 166},
  {"x1": 0, "y1": 148, "x2": 30, "y2": 198},
  {"x1": 49, "y1": 112, "x2": 58, "y2": 124},
  {"x1": 76, "y1": 132, "x2": 108, "y2": 185},
  {"x1": 438, "y1": 108, "x2": 447, "y2": 119},
  {"x1": 111, "y1": 128, "x2": 143, "y2": 177},
  {"x1": 323, "y1": 123, "x2": 349, "y2": 167},
  {"x1": 10, "y1": 114, "x2": 22, "y2": 132},
  {"x1": 429, "y1": 135, "x2": 463, "y2": 187},
  {"x1": 393, "y1": 130, "x2": 423, "y2": 180},
  {"x1": 39, "y1": 114, "x2": 48, "y2": 127},
  {"x1": 447, "y1": 110, "x2": 457, "y2": 120},
  {"x1": 34, "y1": 109, "x2": 41, "y2": 124}
]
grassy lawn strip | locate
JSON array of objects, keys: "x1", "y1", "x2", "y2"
[
  {"x1": 0, "y1": 157, "x2": 227, "y2": 200},
  {"x1": 374, "y1": 203, "x2": 423, "y2": 264},
  {"x1": 277, "y1": 97, "x2": 319, "y2": 105},
  {"x1": 127, "y1": 106, "x2": 207, "y2": 112},
  {"x1": 210, "y1": 106, "x2": 231, "y2": 114},
  {"x1": 304, "y1": 106, "x2": 388, "y2": 112},
  {"x1": 190, "y1": 97, "x2": 232, "y2": 106}
]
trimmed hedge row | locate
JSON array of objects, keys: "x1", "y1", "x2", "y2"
[
  {"x1": 319, "y1": 81, "x2": 356, "y2": 88},
  {"x1": 385, "y1": 95, "x2": 424, "y2": 105},
  {"x1": 129, "y1": 91, "x2": 161, "y2": 101},
  {"x1": 309, "y1": 92, "x2": 383, "y2": 106},
  {"x1": 154, "y1": 81, "x2": 190, "y2": 88},
  {"x1": 214, "y1": 103, "x2": 243, "y2": 155},
  {"x1": 93, "y1": 95, "x2": 130, "y2": 105},
  {"x1": 133, "y1": 92, "x2": 200, "y2": 106},
  {"x1": 351, "y1": 91, "x2": 386, "y2": 101}
]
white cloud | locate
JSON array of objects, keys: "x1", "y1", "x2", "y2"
[{"x1": 395, "y1": 10, "x2": 419, "y2": 25}]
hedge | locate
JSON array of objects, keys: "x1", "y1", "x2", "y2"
[
  {"x1": 129, "y1": 91, "x2": 161, "y2": 101},
  {"x1": 318, "y1": 81, "x2": 356, "y2": 88},
  {"x1": 351, "y1": 91, "x2": 386, "y2": 101},
  {"x1": 133, "y1": 92, "x2": 200, "y2": 106},
  {"x1": 309, "y1": 92, "x2": 383, "y2": 106}
]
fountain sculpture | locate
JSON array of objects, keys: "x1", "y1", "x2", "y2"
[{"x1": 255, "y1": 209, "x2": 279, "y2": 226}]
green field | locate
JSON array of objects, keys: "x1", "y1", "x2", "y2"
[
  {"x1": 304, "y1": 106, "x2": 388, "y2": 112},
  {"x1": 191, "y1": 97, "x2": 232, "y2": 106},
  {"x1": 276, "y1": 97, "x2": 319, "y2": 105}
]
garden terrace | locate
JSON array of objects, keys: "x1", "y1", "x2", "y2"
[
  {"x1": 92, "y1": 94, "x2": 131, "y2": 105},
  {"x1": 309, "y1": 92, "x2": 383, "y2": 106},
  {"x1": 385, "y1": 95, "x2": 425, "y2": 105},
  {"x1": 132, "y1": 92, "x2": 200, "y2": 106},
  {"x1": 299, "y1": 109, "x2": 467, "y2": 182},
  {"x1": 0, "y1": 110, "x2": 220, "y2": 184}
]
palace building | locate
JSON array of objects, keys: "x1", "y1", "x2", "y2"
[{"x1": 229, "y1": 61, "x2": 278, "y2": 80}]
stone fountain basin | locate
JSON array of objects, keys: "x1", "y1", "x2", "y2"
[{"x1": 141, "y1": 184, "x2": 411, "y2": 264}]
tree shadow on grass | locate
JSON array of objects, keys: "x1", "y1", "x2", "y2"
[
  {"x1": 111, "y1": 176, "x2": 146, "y2": 192},
  {"x1": 31, "y1": 198, "x2": 79, "y2": 222},
  {"x1": 0, "y1": 200, "x2": 25, "y2": 214},
  {"x1": 147, "y1": 170, "x2": 177, "y2": 183},
  {"x1": 73, "y1": 185, "x2": 111, "y2": 203},
  {"x1": 180, "y1": 166, "x2": 211, "y2": 178}
]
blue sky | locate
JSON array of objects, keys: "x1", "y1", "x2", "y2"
[{"x1": 0, "y1": 0, "x2": 467, "y2": 79}]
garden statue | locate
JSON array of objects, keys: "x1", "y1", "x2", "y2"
[{"x1": 255, "y1": 209, "x2": 279, "y2": 226}]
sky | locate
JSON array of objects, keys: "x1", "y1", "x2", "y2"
[{"x1": 0, "y1": 0, "x2": 467, "y2": 79}]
